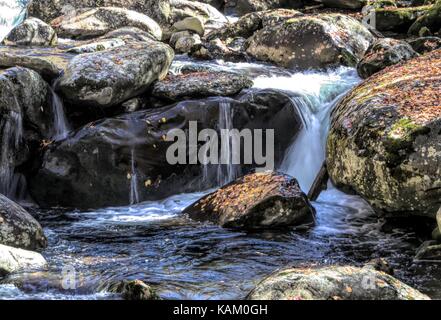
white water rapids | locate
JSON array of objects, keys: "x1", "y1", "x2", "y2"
[{"x1": 0, "y1": 0, "x2": 28, "y2": 41}]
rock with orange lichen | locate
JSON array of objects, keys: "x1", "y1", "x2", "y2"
[
  {"x1": 327, "y1": 49, "x2": 441, "y2": 219},
  {"x1": 357, "y1": 38, "x2": 418, "y2": 79},
  {"x1": 183, "y1": 171, "x2": 315, "y2": 230},
  {"x1": 247, "y1": 265, "x2": 430, "y2": 300},
  {"x1": 245, "y1": 14, "x2": 374, "y2": 70}
]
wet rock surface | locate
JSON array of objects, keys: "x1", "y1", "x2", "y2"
[
  {"x1": 327, "y1": 49, "x2": 441, "y2": 218},
  {"x1": 0, "y1": 194, "x2": 47, "y2": 251},
  {"x1": 3, "y1": 18, "x2": 58, "y2": 46},
  {"x1": 184, "y1": 171, "x2": 315, "y2": 230},
  {"x1": 247, "y1": 265, "x2": 430, "y2": 300},
  {"x1": 152, "y1": 71, "x2": 253, "y2": 101},
  {"x1": 0, "y1": 244, "x2": 47, "y2": 277}
]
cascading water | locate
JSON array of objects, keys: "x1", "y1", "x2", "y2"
[
  {"x1": 0, "y1": 0, "x2": 28, "y2": 41},
  {"x1": 49, "y1": 86, "x2": 71, "y2": 140},
  {"x1": 129, "y1": 148, "x2": 140, "y2": 205},
  {"x1": 0, "y1": 109, "x2": 23, "y2": 198},
  {"x1": 253, "y1": 68, "x2": 360, "y2": 193}
]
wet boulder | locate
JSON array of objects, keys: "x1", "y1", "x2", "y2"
[
  {"x1": 247, "y1": 265, "x2": 430, "y2": 300},
  {"x1": 184, "y1": 172, "x2": 315, "y2": 230},
  {"x1": 56, "y1": 40, "x2": 174, "y2": 109},
  {"x1": 51, "y1": 7, "x2": 163, "y2": 40},
  {"x1": 357, "y1": 38, "x2": 418, "y2": 79},
  {"x1": 28, "y1": 0, "x2": 172, "y2": 26},
  {"x1": 3, "y1": 18, "x2": 58, "y2": 47},
  {"x1": 409, "y1": 0, "x2": 441, "y2": 35},
  {"x1": 0, "y1": 194, "x2": 47, "y2": 251},
  {"x1": 29, "y1": 90, "x2": 303, "y2": 208},
  {"x1": 170, "y1": 31, "x2": 202, "y2": 53},
  {"x1": 0, "y1": 244, "x2": 47, "y2": 277},
  {"x1": 246, "y1": 14, "x2": 374, "y2": 70},
  {"x1": 327, "y1": 49, "x2": 441, "y2": 219},
  {"x1": 224, "y1": 0, "x2": 304, "y2": 16},
  {"x1": 375, "y1": 5, "x2": 432, "y2": 32},
  {"x1": 107, "y1": 280, "x2": 159, "y2": 300},
  {"x1": 173, "y1": 16, "x2": 205, "y2": 36},
  {"x1": 408, "y1": 36, "x2": 441, "y2": 54},
  {"x1": 152, "y1": 71, "x2": 253, "y2": 101}
]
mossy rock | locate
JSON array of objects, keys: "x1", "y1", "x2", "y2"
[
  {"x1": 375, "y1": 5, "x2": 432, "y2": 32},
  {"x1": 408, "y1": 0, "x2": 441, "y2": 35}
]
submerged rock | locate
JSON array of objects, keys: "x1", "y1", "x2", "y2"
[
  {"x1": 327, "y1": 49, "x2": 441, "y2": 218},
  {"x1": 107, "y1": 280, "x2": 159, "y2": 300},
  {"x1": 0, "y1": 244, "x2": 47, "y2": 276},
  {"x1": 247, "y1": 265, "x2": 430, "y2": 300},
  {"x1": 184, "y1": 172, "x2": 315, "y2": 230},
  {"x1": 29, "y1": 90, "x2": 302, "y2": 208},
  {"x1": 3, "y1": 18, "x2": 58, "y2": 47},
  {"x1": 152, "y1": 71, "x2": 253, "y2": 101},
  {"x1": 357, "y1": 38, "x2": 418, "y2": 78},
  {"x1": 51, "y1": 7, "x2": 163, "y2": 40},
  {"x1": 246, "y1": 14, "x2": 374, "y2": 70},
  {"x1": 57, "y1": 40, "x2": 174, "y2": 108},
  {"x1": 0, "y1": 194, "x2": 47, "y2": 251}
]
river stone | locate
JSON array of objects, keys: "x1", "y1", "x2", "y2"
[
  {"x1": 173, "y1": 17, "x2": 205, "y2": 36},
  {"x1": 247, "y1": 265, "x2": 430, "y2": 300},
  {"x1": 107, "y1": 280, "x2": 159, "y2": 300},
  {"x1": 51, "y1": 7, "x2": 163, "y2": 40},
  {"x1": 152, "y1": 71, "x2": 253, "y2": 101},
  {"x1": 206, "y1": 9, "x2": 303, "y2": 42},
  {"x1": 327, "y1": 49, "x2": 441, "y2": 218},
  {"x1": 28, "y1": 0, "x2": 172, "y2": 26},
  {"x1": 357, "y1": 38, "x2": 419, "y2": 79},
  {"x1": 246, "y1": 14, "x2": 374, "y2": 70},
  {"x1": 0, "y1": 46, "x2": 73, "y2": 80},
  {"x1": 57, "y1": 40, "x2": 174, "y2": 108},
  {"x1": 408, "y1": 36, "x2": 441, "y2": 54},
  {"x1": 29, "y1": 90, "x2": 302, "y2": 208},
  {"x1": 169, "y1": 0, "x2": 228, "y2": 30},
  {"x1": 67, "y1": 39, "x2": 126, "y2": 54},
  {"x1": 415, "y1": 240, "x2": 441, "y2": 261},
  {"x1": 0, "y1": 194, "x2": 47, "y2": 251},
  {"x1": 315, "y1": 0, "x2": 367, "y2": 8},
  {"x1": 174, "y1": 33, "x2": 202, "y2": 53},
  {"x1": 409, "y1": 0, "x2": 441, "y2": 35},
  {"x1": 0, "y1": 244, "x2": 47, "y2": 276},
  {"x1": 101, "y1": 27, "x2": 159, "y2": 43},
  {"x1": 3, "y1": 18, "x2": 58, "y2": 47},
  {"x1": 183, "y1": 172, "x2": 315, "y2": 230},
  {"x1": 375, "y1": 5, "x2": 432, "y2": 32},
  {"x1": 224, "y1": 0, "x2": 304, "y2": 16}
]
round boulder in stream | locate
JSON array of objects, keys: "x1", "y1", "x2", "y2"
[
  {"x1": 327, "y1": 49, "x2": 441, "y2": 218},
  {"x1": 183, "y1": 172, "x2": 315, "y2": 230},
  {"x1": 247, "y1": 265, "x2": 430, "y2": 300},
  {"x1": 3, "y1": 18, "x2": 58, "y2": 47},
  {"x1": 151, "y1": 71, "x2": 254, "y2": 101},
  {"x1": 0, "y1": 194, "x2": 47, "y2": 251},
  {"x1": 56, "y1": 40, "x2": 174, "y2": 109},
  {"x1": 246, "y1": 14, "x2": 374, "y2": 70}
]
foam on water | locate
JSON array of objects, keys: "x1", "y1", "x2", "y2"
[{"x1": 0, "y1": 0, "x2": 28, "y2": 41}]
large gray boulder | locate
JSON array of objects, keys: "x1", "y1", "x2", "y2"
[
  {"x1": 246, "y1": 14, "x2": 374, "y2": 70},
  {"x1": 3, "y1": 18, "x2": 58, "y2": 46},
  {"x1": 184, "y1": 171, "x2": 315, "y2": 230},
  {"x1": 29, "y1": 90, "x2": 303, "y2": 208},
  {"x1": 0, "y1": 194, "x2": 47, "y2": 251},
  {"x1": 57, "y1": 40, "x2": 174, "y2": 108},
  {"x1": 0, "y1": 244, "x2": 47, "y2": 276},
  {"x1": 327, "y1": 49, "x2": 441, "y2": 219},
  {"x1": 51, "y1": 7, "x2": 163, "y2": 40},
  {"x1": 247, "y1": 265, "x2": 430, "y2": 300},
  {"x1": 357, "y1": 38, "x2": 418, "y2": 79},
  {"x1": 152, "y1": 71, "x2": 253, "y2": 101}
]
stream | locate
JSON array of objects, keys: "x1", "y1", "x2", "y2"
[{"x1": 0, "y1": 57, "x2": 440, "y2": 300}]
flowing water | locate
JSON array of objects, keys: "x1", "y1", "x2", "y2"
[
  {"x1": 0, "y1": 0, "x2": 28, "y2": 41},
  {"x1": 50, "y1": 86, "x2": 71, "y2": 141},
  {"x1": 1, "y1": 58, "x2": 440, "y2": 300}
]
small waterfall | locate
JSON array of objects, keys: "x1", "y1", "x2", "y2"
[
  {"x1": 129, "y1": 148, "x2": 140, "y2": 205},
  {"x1": 253, "y1": 68, "x2": 360, "y2": 193},
  {"x1": 0, "y1": 0, "x2": 29, "y2": 41},
  {"x1": 50, "y1": 86, "x2": 71, "y2": 140},
  {"x1": 0, "y1": 110, "x2": 23, "y2": 198}
]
